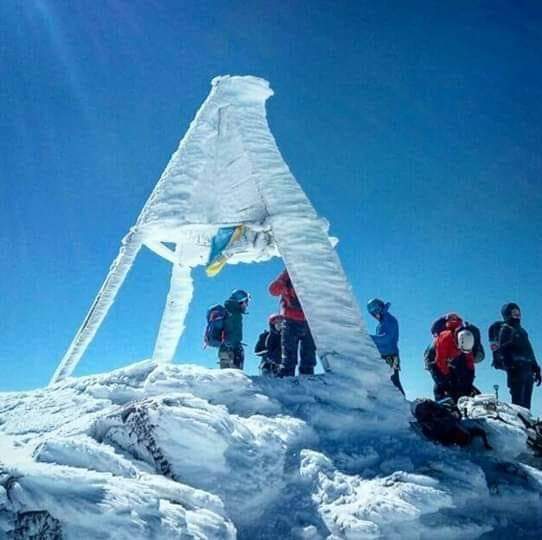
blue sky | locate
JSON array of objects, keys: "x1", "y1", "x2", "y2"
[{"x1": 1, "y1": 1, "x2": 541, "y2": 414}]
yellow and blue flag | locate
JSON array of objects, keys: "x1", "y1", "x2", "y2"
[{"x1": 206, "y1": 224, "x2": 244, "y2": 277}]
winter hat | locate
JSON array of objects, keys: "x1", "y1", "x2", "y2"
[
  {"x1": 501, "y1": 302, "x2": 520, "y2": 320},
  {"x1": 268, "y1": 313, "x2": 283, "y2": 326},
  {"x1": 230, "y1": 289, "x2": 250, "y2": 303},
  {"x1": 367, "y1": 298, "x2": 390, "y2": 316}
]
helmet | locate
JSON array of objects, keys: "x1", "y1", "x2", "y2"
[
  {"x1": 456, "y1": 328, "x2": 475, "y2": 353},
  {"x1": 367, "y1": 298, "x2": 385, "y2": 316},
  {"x1": 230, "y1": 289, "x2": 250, "y2": 304},
  {"x1": 269, "y1": 313, "x2": 283, "y2": 326}
]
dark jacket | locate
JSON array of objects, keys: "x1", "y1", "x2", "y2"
[
  {"x1": 223, "y1": 299, "x2": 244, "y2": 347},
  {"x1": 255, "y1": 325, "x2": 282, "y2": 365},
  {"x1": 498, "y1": 320, "x2": 538, "y2": 370},
  {"x1": 269, "y1": 270, "x2": 305, "y2": 322}
]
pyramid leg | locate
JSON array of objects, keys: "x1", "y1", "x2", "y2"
[
  {"x1": 50, "y1": 231, "x2": 143, "y2": 385},
  {"x1": 152, "y1": 263, "x2": 193, "y2": 364}
]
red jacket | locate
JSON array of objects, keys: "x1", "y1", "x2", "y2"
[
  {"x1": 268, "y1": 270, "x2": 305, "y2": 322},
  {"x1": 435, "y1": 329, "x2": 474, "y2": 376}
]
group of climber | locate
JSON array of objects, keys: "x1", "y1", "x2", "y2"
[
  {"x1": 370, "y1": 299, "x2": 541, "y2": 411},
  {"x1": 205, "y1": 269, "x2": 316, "y2": 378},
  {"x1": 205, "y1": 271, "x2": 541, "y2": 411}
]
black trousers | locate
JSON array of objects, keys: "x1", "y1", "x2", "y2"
[
  {"x1": 280, "y1": 319, "x2": 316, "y2": 376},
  {"x1": 382, "y1": 355, "x2": 405, "y2": 396},
  {"x1": 507, "y1": 364, "x2": 534, "y2": 409}
]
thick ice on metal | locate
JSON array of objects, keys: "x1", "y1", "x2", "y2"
[{"x1": 51, "y1": 76, "x2": 396, "y2": 403}]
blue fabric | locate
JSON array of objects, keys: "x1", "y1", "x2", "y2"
[
  {"x1": 207, "y1": 226, "x2": 237, "y2": 265},
  {"x1": 370, "y1": 310, "x2": 399, "y2": 356}
]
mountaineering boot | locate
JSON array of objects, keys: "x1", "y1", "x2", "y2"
[
  {"x1": 218, "y1": 347, "x2": 235, "y2": 369},
  {"x1": 299, "y1": 366, "x2": 314, "y2": 375},
  {"x1": 278, "y1": 366, "x2": 295, "y2": 378}
]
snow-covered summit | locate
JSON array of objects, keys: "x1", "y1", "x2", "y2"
[{"x1": 1, "y1": 359, "x2": 541, "y2": 539}]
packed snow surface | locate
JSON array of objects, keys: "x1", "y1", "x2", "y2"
[{"x1": 1, "y1": 360, "x2": 541, "y2": 539}]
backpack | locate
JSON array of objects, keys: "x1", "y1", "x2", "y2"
[
  {"x1": 424, "y1": 343, "x2": 436, "y2": 371},
  {"x1": 462, "y1": 322, "x2": 485, "y2": 364},
  {"x1": 411, "y1": 399, "x2": 490, "y2": 448},
  {"x1": 431, "y1": 316, "x2": 447, "y2": 336},
  {"x1": 488, "y1": 321, "x2": 508, "y2": 370},
  {"x1": 204, "y1": 304, "x2": 228, "y2": 347},
  {"x1": 518, "y1": 413, "x2": 542, "y2": 456}
]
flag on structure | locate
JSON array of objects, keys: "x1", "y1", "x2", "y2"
[{"x1": 206, "y1": 225, "x2": 245, "y2": 277}]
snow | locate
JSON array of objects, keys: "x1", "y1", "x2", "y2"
[{"x1": 2, "y1": 360, "x2": 542, "y2": 538}]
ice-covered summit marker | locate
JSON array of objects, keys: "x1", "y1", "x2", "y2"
[{"x1": 50, "y1": 76, "x2": 380, "y2": 386}]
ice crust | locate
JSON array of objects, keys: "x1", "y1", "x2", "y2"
[{"x1": 2, "y1": 362, "x2": 542, "y2": 539}]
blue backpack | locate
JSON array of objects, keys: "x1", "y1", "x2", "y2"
[{"x1": 204, "y1": 305, "x2": 228, "y2": 347}]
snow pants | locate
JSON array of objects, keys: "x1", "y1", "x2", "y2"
[
  {"x1": 218, "y1": 344, "x2": 244, "y2": 370},
  {"x1": 280, "y1": 319, "x2": 316, "y2": 376},
  {"x1": 450, "y1": 361, "x2": 475, "y2": 403},
  {"x1": 507, "y1": 364, "x2": 534, "y2": 409},
  {"x1": 432, "y1": 370, "x2": 452, "y2": 401}
]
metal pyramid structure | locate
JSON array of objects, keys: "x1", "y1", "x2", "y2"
[{"x1": 50, "y1": 76, "x2": 379, "y2": 387}]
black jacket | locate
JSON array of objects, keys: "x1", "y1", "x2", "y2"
[
  {"x1": 255, "y1": 327, "x2": 281, "y2": 365},
  {"x1": 498, "y1": 320, "x2": 538, "y2": 370}
]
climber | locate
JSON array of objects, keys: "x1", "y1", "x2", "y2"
[
  {"x1": 269, "y1": 269, "x2": 317, "y2": 377},
  {"x1": 367, "y1": 298, "x2": 405, "y2": 396}
]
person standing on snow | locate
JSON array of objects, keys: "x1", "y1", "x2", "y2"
[
  {"x1": 367, "y1": 298, "x2": 405, "y2": 396},
  {"x1": 254, "y1": 314, "x2": 283, "y2": 376},
  {"x1": 433, "y1": 313, "x2": 475, "y2": 402},
  {"x1": 219, "y1": 289, "x2": 250, "y2": 370},
  {"x1": 498, "y1": 303, "x2": 541, "y2": 409},
  {"x1": 269, "y1": 269, "x2": 316, "y2": 377},
  {"x1": 428, "y1": 313, "x2": 483, "y2": 402}
]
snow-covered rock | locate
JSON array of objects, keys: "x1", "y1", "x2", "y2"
[{"x1": 1, "y1": 361, "x2": 542, "y2": 539}]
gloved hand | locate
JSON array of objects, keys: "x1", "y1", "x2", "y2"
[{"x1": 534, "y1": 364, "x2": 542, "y2": 386}]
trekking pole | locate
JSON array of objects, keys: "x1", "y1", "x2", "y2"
[{"x1": 491, "y1": 384, "x2": 507, "y2": 422}]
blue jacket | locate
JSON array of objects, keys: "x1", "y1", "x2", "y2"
[{"x1": 371, "y1": 309, "x2": 399, "y2": 356}]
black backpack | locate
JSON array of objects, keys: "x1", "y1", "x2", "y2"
[
  {"x1": 431, "y1": 316, "x2": 447, "y2": 336},
  {"x1": 424, "y1": 344, "x2": 436, "y2": 372},
  {"x1": 518, "y1": 413, "x2": 542, "y2": 456},
  {"x1": 411, "y1": 399, "x2": 490, "y2": 448},
  {"x1": 488, "y1": 321, "x2": 509, "y2": 370}
]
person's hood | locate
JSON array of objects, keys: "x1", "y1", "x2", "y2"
[
  {"x1": 268, "y1": 322, "x2": 281, "y2": 334},
  {"x1": 501, "y1": 302, "x2": 520, "y2": 321}
]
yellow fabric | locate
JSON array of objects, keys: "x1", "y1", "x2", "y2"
[{"x1": 206, "y1": 255, "x2": 228, "y2": 277}]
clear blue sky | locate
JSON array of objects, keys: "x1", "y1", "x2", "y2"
[{"x1": 1, "y1": 1, "x2": 541, "y2": 414}]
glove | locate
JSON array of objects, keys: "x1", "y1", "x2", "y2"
[{"x1": 534, "y1": 364, "x2": 542, "y2": 386}]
